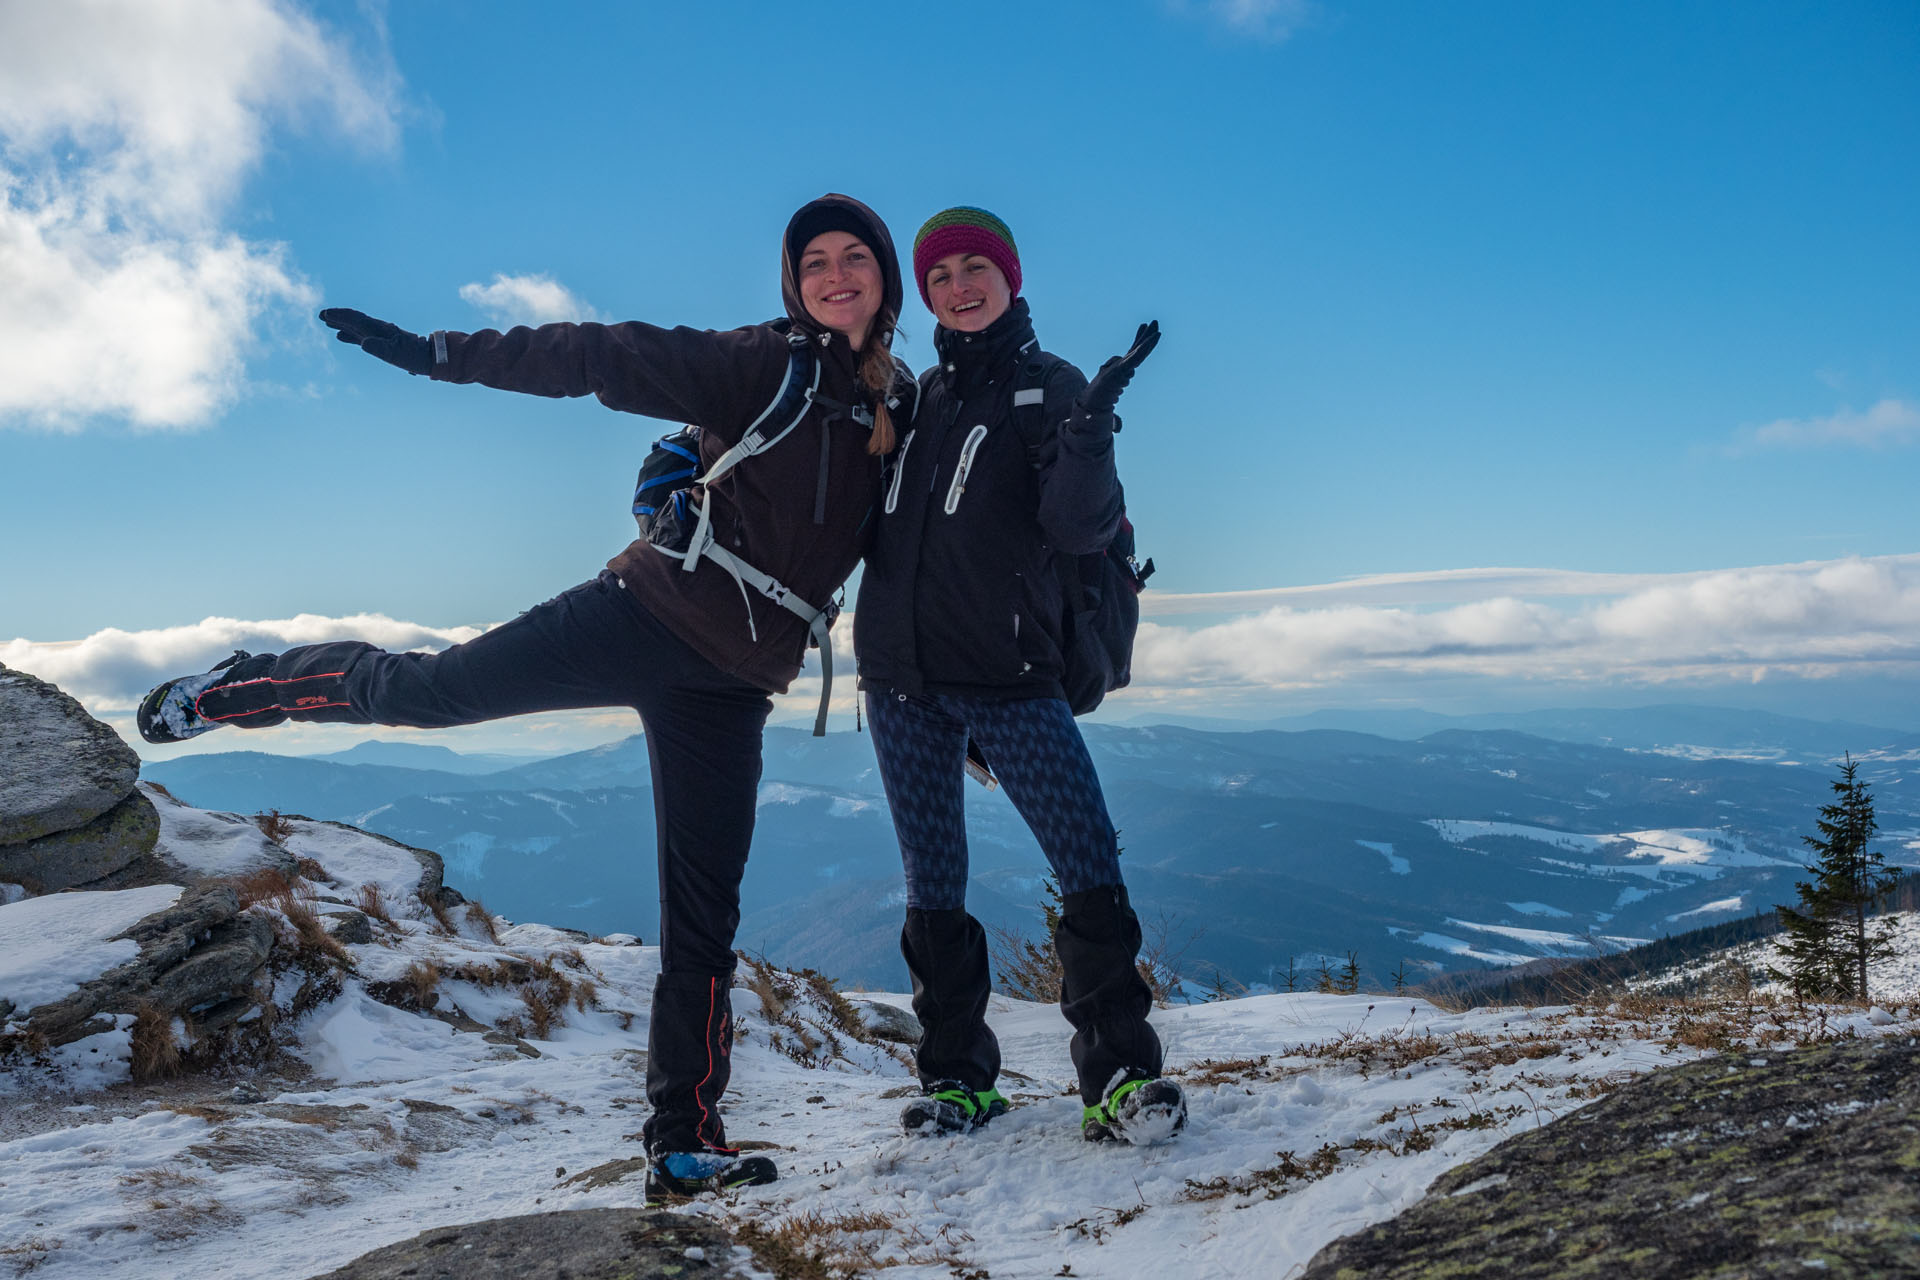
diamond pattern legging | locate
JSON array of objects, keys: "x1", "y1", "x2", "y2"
[{"x1": 865, "y1": 690, "x2": 1123, "y2": 910}]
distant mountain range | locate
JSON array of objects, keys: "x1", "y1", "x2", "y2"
[{"x1": 143, "y1": 705, "x2": 1920, "y2": 991}]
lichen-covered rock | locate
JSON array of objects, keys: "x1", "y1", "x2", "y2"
[
  {"x1": 304, "y1": 1207, "x2": 752, "y2": 1279},
  {"x1": 0, "y1": 663, "x2": 140, "y2": 846},
  {"x1": 1298, "y1": 1034, "x2": 1920, "y2": 1280},
  {"x1": 14, "y1": 884, "x2": 273, "y2": 1046},
  {"x1": 0, "y1": 787, "x2": 160, "y2": 895}
]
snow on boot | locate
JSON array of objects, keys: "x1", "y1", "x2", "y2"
[
  {"x1": 900, "y1": 1081, "x2": 1009, "y2": 1136},
  {"x1": 1083, "y1": 1071, "x2": 1186, "y2": 1146},
  {"x1": 645, "y1": 1149, "x2": 779, "y2": 1203},
  {"x1": 136, "y1": 650, "x2": 266, "y2": 744}
]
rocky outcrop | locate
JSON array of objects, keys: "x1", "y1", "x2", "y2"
[
  {"x1": 0, "y1": 788, "x2": 160, "y2": 894},
  {"x1": 1298, "y1": 1033, "x2": 1920, "y2": 1279},
  {"x1": 304, "y1": 1208, "x2": 753, "y2": 1280},
  {"x1": 0, "y1": 664, "x2": 158, "y2": 892},
  {"x1": 0, "y1": 664, "x2": 141, "y2": 845},
  {"x1": 11, "y1": 885, "x2": 274, "y2": 1046}
]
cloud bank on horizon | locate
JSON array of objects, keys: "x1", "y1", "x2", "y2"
[
  {"x1": 10, "y1": 556, "x2": 1917, "y2": 730},
  {"x1": 0, "y1": 0, "x2": 400, "y2": 429}
]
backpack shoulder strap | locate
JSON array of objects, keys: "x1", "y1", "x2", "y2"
[
  {"x1": 696, "y1": 328, "x2": 818, "y2": 489},
  {"x1": 1010, "y1": 347, "x2": 1067, "y2": 469}
]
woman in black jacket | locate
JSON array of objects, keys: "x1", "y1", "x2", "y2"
[
  {"x1": 135, "y1": 194, "x2": 912, "y2": 1199},
  {"x1": 855, "y1": 207, "x2": 1185, "y2": 1145}
]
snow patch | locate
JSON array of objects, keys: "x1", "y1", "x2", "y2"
[{"x1": 0, "y1": 885, "x2": 184, "y2": 1011}]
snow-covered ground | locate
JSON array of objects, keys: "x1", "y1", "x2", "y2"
[{"x1": 4, "y1": 815, "x2": 1919, "y2": 1279}]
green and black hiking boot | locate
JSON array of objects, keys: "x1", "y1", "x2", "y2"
[
  {"x1": 900, "y1": 1081, "x2": 1010, "y2": 1136},
  {"x1": 644, "y1": 1149, "x2": 779, "y2": 1204},
  {"x1": 1082, "y1": 1071, "x2": 1186, "y2": 1146}
]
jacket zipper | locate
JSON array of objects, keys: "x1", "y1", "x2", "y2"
[
  {"x1": 884, "y1": 429, "x2": 915, "y2": 514},
  {"x1": 943, "y1": 425, "x2": 990, "y2": 515}
]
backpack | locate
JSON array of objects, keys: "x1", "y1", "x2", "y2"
[
  {"x1": 1010, "y1": 355, "x2": 1156, "y2": 717},
  {"x1": 629, "y1": 323, "x2": 913, "y2": 736}
]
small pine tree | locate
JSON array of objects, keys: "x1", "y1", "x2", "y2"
[
  {"x1": 1770, "y1": 754, "x2": 1901, "y2": 1000},
  {"x1": 1337, "y1": 950, "x2": 1362, "y2": 995}
]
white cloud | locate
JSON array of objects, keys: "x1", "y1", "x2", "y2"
[
  {"x1": 1733, "y1": 398, "x2": 1920, "y2": 453},
  {"x1": 458, "y1": 274, "x2": 607, "y2": 327},
  {"x1": 0, "y1": 0, "x2": 402, "y2": 430},
  {"x1": 2, "y1": 614, "x2": 484, "y2": 713},
  {"x1": 1167, "y1": 0, "x2": 1313, "y2": 42},
  {"x1": 14, "y1": 554, "x2": 1920, "y2": 748},
  {"x1": 1128, "y1": 554, "x2": 1920, "y2": 694}
]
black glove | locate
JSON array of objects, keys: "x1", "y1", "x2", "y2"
[
  {"x1": 319, "y1": 308, "x2": 433, "y2": 376},
  {"x1": 1081, "y1": 320, "x2": 1160, "y2": 418}
]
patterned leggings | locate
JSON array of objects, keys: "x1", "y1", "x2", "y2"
[{"x1": 865, "y1": 690, "x2": 1123, "y2": 911}]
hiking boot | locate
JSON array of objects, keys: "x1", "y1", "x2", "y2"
[
  {"x1": 900, "y1": 1081, "x2": 1009, "y2": 1136},
  {"x1": 136, "y1": 650, "x2": 262, "y2": 744},
  {"x1": 1082, "y1": 1071, "x2": 1185, "y2": 1146},
  {"x1": 644, "y1": 1149, "x2": 778, "y2": 1203}
]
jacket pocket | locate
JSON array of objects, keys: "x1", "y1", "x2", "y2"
[
  {"x1": 943, "y1": 425, "x2": 990, "y2": 515},
  {"x1": 884, "y1": 429, "x2": 915, "y2": 515}
]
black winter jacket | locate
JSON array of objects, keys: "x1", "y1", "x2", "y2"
[{"x1": 855, "y1": 299, "x2": 1122, "y2": 701}]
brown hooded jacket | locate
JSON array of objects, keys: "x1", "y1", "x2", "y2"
[{"x1": 425, "y1": 195, "x2": 906, "y2": 693}]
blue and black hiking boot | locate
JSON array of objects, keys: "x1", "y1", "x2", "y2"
[
  {"x1": 900, "y1": 1080, "x2": 1010, "y2": 1136},
  {"x1": 1082, "y1": 1071, "x2": 1186, "y2": 1146},
  {"x1": 136, "y1": 650, "x2": 263, "y2": 744},
  {"x1": 644, "y1": 1149, "x2": 779, "y2": 1203}
]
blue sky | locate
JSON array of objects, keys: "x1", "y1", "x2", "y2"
[{"x1": 4, "y1": 1, "x2": 1918, "y2": 755}]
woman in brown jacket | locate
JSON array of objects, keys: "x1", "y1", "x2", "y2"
[{"x1": 135, "y1": 194, "x2": 912, "y2": 1200}]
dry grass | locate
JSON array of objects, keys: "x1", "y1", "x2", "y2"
[
  {"x1": 354, "y1": 884, "x2": 395, "y2": 927},
  {"x1": 422, "y1": 893, "x2": 458, "y2": 937},
  {"x1": 733, "y1": 1209, "x2": 976, "y2": 1280},
  {"x1": 254, "y1": 810, "x2": 294, "y2": 842},
  {"x1": 0, "y1": 1237, "x2": 60, "y2": 1275},
  {"x1": 464, "y1": 900, "x2": 501, "y2": 943},
  {"x1": 293, "y1": 856, "x2": 328, "y2": 882},
  {"x1": 129, "y1": 1004, "x2": 182, "y2": 1082},
  {"x1": 227, "y1": 867, "x2": 294, "y2": 910},
  {"x1": 272, "y1": 886, "x2": 353, "y2": 968}
]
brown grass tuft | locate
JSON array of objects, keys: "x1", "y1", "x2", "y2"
[
  {"x1": 354, "y1": 883, "x2": 395, "y2": 927},
  {"x1": 273, "y1": 887, "x2": 353, "y2": 967},
  {"x1": 422, "y1": 893, "x2": 457, "y2": 937},
  {"x1": 464, "y1": 900, "x2": 501, "y2": 943},
  {"x1": 255, "y1": 810, "x2": 294, "y2": 842},
  {"x1": 129, "y1": 1004, "x2": 182, "y2": 1082},
  {"x1": 228, "y1": 867, "x2": 294, "y2": 909}
]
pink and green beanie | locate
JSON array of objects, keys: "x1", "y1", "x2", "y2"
[{"x1": 912, "y1": 207, "x2": 1021, "y2": 309}]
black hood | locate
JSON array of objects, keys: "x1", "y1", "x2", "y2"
[{"x1": 780, "y1": 193, "x2": 904, "y2": 343}]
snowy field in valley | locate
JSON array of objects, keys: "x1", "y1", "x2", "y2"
[{"x1": 3, "y1": 804, "x2": 1918, "y2": 1280}]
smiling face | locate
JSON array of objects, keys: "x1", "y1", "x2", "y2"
[
  {"x1": 797, "y1": 231, "x2": 885, "y2": 350},
  {"x1": 923, "y1": 251, "x2": 1012, "y2": 333}
]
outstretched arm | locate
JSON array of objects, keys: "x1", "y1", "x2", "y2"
[{"x1": 318, "y1": 308, "x2": 786, "y2": 438}]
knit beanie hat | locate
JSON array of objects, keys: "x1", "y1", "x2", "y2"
[{"x1": 912, "y1": 207, "x2": 1021, "y2": 310}]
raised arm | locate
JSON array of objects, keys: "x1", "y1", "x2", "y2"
[{"x1": 1037, "y1": 321, "x2": 1160, "y2": 555}]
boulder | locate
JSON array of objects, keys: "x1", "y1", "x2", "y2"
[
  {"x1": 12, "y1": 884, "x2": 274, "y2": 1046},
  {"x1": 850, "y1": 997, "x2": 923, "y2": 1044},
  {"x1": 0, "y1": 663, "x2": 141, "y2": 846},
  {"x1": 303, "y1": 1208, "x2": 750, "y2": 1280},
  {"x1": 0, "y1": 788, "x2": 160, "y2": 895},
  {"x1": 1298, "y1": 1033, "x2": 1920, "y2": 1279}
]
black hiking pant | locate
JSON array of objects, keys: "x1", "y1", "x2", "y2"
[{"x1": 201, "y1": 571, "x2": 770, "y2": 1153}]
